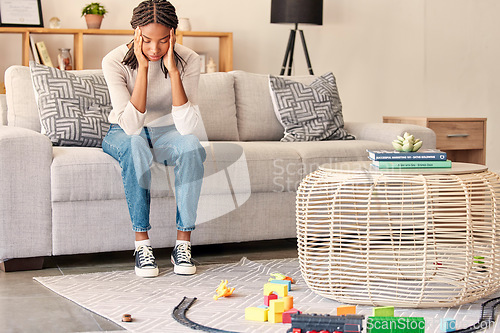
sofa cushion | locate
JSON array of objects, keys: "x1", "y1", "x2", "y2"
[
  {"x1": 217, "y1": 141, "x2": 303, "y2": 193},
  {"x1": 287, "y1": 140, "x2": 392, "y2": 176},
  {"x1": 30, "y1": 62, "x2": 112, "y2": 147},
  {"x1": 51, "y1": 147, "x2": 172, "y2": 202},
  {"x1": 232, "y1": 71, "x2": 316, "y2": 141},
  {"x1": 5, "y1": 66, "x2": 40, "y2": 131},
  {"x1": 198, "y1": 72, "x2": 239, "y2": 141},
  {"x1": 269, "y1": 72, "x2": 354, "y2": 142}
]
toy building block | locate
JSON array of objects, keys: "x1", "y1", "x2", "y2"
[
  {"x1": 337, "y1": 305, "x2": 356, "y2": 316},
  {"x1": 263, "y1": 282, "x2": 288, "y2": 297},
  {"x1": 268, "y1": 311, "x2": 283, "y2": 323},
  {"x1": 283, "y1": 295, "x2": 293, "y2": 311},
  {"x1": 270, "y1": 279, "x2": 292, "y2": 291},
  {"x1": 257, "y1": 305, "x2": 269, "y2": 309},
  {"x1": 282, "y1": 308, "x2": 301, "y2": 324},
  {"x1": 264, "y1": 293, "x2": 278, "y2": 306},
  {"x1": 245, "y1": 307, "x2": 268, "y2": 322},
  {"x1": 269, "y1": 272, "x2": 295, "y2": 283},
  {"x1": 373, "y1": 306, "x2": 394, "y2": 317},
  {"x1": 269, "y1": 299, "x2": 285, "y2": 314},
  {"x1": 440, "y1": 318, "x2": 456, "y2": 332}
]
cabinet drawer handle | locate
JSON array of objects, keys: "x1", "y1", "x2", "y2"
[{"x1": 447, "y1": 134, "x2": 469, "y2": 138}]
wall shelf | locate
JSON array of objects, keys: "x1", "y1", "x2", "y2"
[{"x1": 0, "y1": 28, "x2": 233, "y2": 93}]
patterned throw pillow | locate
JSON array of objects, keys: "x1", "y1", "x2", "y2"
[
  {"x1": 29, "y1": 62, "x2": 112, "y2": 147},
  {"x1": 269, "y1": 72, "x2": 354, "y2": 142}
]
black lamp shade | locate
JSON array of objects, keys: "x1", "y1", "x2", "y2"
[{"x1": 271, "y1": 0, "x2": 323, "y2": 25}]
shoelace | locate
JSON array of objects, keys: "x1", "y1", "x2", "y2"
[
  {"x1": 135, "y1": 245, "x2": 156, "y2": 267},
  {"x1": 175, "y1": 243, "x2": 192, "y2": 263}
]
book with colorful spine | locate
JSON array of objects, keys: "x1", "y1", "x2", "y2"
[
  {"x1": 367, "y1": 149, "x2": 447, "y2": 161},
  {"x1": 370, "y1": 159, "x2": 452, "y2": 169}
]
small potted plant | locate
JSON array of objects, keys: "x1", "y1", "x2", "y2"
[{"x1": 81, "y1": 2, "x2": 108, "y2": 29}]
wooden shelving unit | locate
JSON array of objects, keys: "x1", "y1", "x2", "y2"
[
  {"x1": 383, "y1": 116, "x2": 487, "y2": 165},
  {"x1": 0, "y1": 28, "x2": 233, "y2": 93},
  {"x1": 176, "y1": 31, "x2": 233, "y2": 72}
]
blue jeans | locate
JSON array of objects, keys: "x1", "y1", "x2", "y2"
[{"x1": 102, "y1": 124, "x2": 206, "y2": 232}]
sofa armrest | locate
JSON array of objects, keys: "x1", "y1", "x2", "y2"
[
  {"x1": 344, "y1": 122, "x2": 437, "y2": 149},
  {"x1": 0, "y1": 94, "x2": 7, "y2": 126},
  {"x1": 0, "y1": 126, "x2": 53, "y2": 260}
]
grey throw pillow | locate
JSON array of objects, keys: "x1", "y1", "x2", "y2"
[
  {"x1": 269, "y1": 72, "x2": 354, "y2": 142},
  {"x1": 29, "y1": 62, "x2": 111, "y2": 147}
]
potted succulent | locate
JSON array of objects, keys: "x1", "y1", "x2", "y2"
[{"x1": 81, "y1": 2, "x2": 108, "y2": 29}]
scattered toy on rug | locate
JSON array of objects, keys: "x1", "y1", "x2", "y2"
[
  {"x1": 213, "y1": 279, "x2": 235, "y2": 300},
  {"x1": 269, "y1": 272, "x2": 295, "y2": 284},
  {"x1": 286, "y1": 312, "x2": 364, "y2": 333},
  {"x1": 121, "y1": 314, "x2": 133, "y2": 322}
]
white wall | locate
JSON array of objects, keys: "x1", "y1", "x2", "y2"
[{"x1": 1, "y1": 0, "x2": 498, "y2": 171}]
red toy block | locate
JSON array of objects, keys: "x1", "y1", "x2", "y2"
[
  {"x1": 282, "y1": 308, "x2": 301, "y2": 324},
  {"x1": 264, "y1": 293, "x2": 278, "y2": 306},
  {"x1": 292, "y1": 329, "x2": 301, "y2": 333}
]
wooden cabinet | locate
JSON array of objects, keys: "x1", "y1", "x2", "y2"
[
  {"x1": 383, "y1": 116, "x2": 487, "y2": 165},
  {"x1": 0, "y1": 28, "x2": 233, "y2": 93}
]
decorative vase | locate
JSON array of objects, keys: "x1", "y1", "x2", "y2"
[
  {"x1": 58, "y1": 48, "x2": 73, "y2": 70},
  {"x1": 178, "y1": 18, "x2": 191, "y2": 31},
  {"x1": 84, "y1": 14, "x2": 103, "y2": 29},
  {"x1": 206, "y1": 57, "x2": 217, "y2": 73},
  {"x1": 49, "y1": 17, "x2": 61, "y2": 29}
]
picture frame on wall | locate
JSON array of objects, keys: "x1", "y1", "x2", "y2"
[{"x1": 0, "y1": 0, "x2": 44, "y2": 27}]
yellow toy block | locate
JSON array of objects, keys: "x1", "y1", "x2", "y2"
[
  {"x1": 283, "y1": 295, "x2": 293, "y2": 311},
  {"x1": 263, "y1": 282, "x2": 288, "y2": 297},
  {"x1": 245, "y1": 307, "x2": 268, "y2": 322},
  {"x1": 268, "y1": 311, "x2": 283, "y2": 323},
  {"x1": 269, "y1": 299, "x2": 285, "y2": 314},
  {"x1": 337, "y1": 305, "x2": 356, "y2": 316}
]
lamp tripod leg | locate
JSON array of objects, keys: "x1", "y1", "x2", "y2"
[
  {"x1": 280, "y1": 30, "x2": 295, "y2": 75},
  {"x1": 299, "y1": 29, "x2": 314, "y2": 75},
  {"x1": 286, "y1": 29, "x2": 297, "y2": 76}
]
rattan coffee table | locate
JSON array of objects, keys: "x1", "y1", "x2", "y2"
[{"x1": 296, "y1": 161, "x2": 500, "y2": 308}]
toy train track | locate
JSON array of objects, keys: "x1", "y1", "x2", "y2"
[
  {"x1": 450, "y1": 296, "x2": 500, "y2": 333},
  {"x1": 172, "y1": 297, "x2": 240, "y2": 333}
]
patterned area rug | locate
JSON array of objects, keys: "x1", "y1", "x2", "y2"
[{"x1": 34, "y1": 258, "x2": 499, "y2": 333}]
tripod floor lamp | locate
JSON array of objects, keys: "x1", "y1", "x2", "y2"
[{"x1": 271, "y1": 0, "x2": 323, "y2": 75}]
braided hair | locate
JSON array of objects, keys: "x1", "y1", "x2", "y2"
[{"x1": 122, "y1": 0, "x2": 186, "y2": 78}]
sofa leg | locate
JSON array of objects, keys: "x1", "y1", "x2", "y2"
[{"x1": 0, "y1": 257, "x2": 45, "y2": 272}]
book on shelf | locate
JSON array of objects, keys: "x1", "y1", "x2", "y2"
[
  {"x1": 367, "y1": 149, "x2": 447, "y2": 161},
  {"x1": 29, "y1": 36, "x2": 41, "y2": 64},
  {"x1": 371, "y1": 159, "x2": 452, "y2": 169},
  {"x1": 35, "y1": 41, "x2": 54, "y2": 67}
]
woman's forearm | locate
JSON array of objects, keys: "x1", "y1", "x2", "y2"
[
  {"x1": 130, "y1": 66, "x2": 149, "y2": 113},
  {"x1": 169, "y1": 70, "x2": 188, "y2": 106}
]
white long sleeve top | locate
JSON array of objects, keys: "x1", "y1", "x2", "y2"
[{"x1": 102, "y1": 43, "x2": 201, "y2": 136}]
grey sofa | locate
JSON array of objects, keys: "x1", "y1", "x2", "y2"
[{"x1": 0, "y1": 65, "x2": 436, "y2": 270}]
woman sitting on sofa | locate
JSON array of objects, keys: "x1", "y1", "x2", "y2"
[{"x1": 101, "y1": 0, "x2": 206, "y2": 277}]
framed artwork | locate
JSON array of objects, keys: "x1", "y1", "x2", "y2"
[{"x1": 0, "y1": 0, "x2": 44, "y2": 27}]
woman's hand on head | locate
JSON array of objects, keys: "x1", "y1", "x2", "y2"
[
  {"x1": 134, "y1": 27, "x2": 149, "y2": 69},
  {"x1": 163, "y1": 28, "x2": 179, "y2": 75}
]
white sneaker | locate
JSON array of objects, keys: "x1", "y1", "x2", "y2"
[
  {"x1": 134, "y1": 245, "x2": 159, "y2": 278},
  {"x1": 171, "y1": 242, "x2": 196, "y2": 275}
]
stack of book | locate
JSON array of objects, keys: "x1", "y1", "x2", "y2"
[{"x1": 367, "y1": 149, "x2": 452, "y2": 169}]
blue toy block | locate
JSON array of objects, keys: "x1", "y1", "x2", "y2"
[
  {"x1": 270, "y1": 279, "x2": 292, "y2": 291},
  {"x1": 257, "y1": 305, "x2": 269, "y2": 309},
  {"x1": 440, "y1": 318, "x2": 456, "y2": 332}
]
